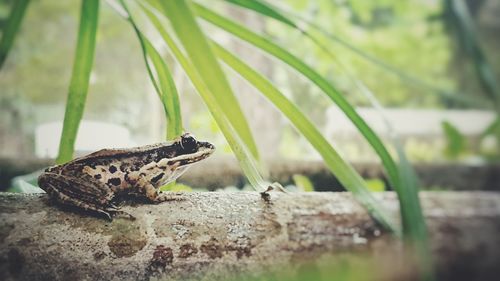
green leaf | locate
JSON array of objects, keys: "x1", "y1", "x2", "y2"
[
  {"x1": 481, "y1": 117, "x2": 500, "y2": 141},
  {"x1": 213, "y1": 42, "x2": 397, "y2": 233},
  {"x1": 119, "y1": 0, "x2": 182, "y2": 140},
  {"x1": 442, "y1": 121, "x2": 466, "y2": 158},
  {"x1": 292, "y1": 174, "x2": 314, "y2": 192},
  {"x1": 142, "y1": 37, "x2": 183, "y2": 139},
  {"x1": 56, "y1": 0, "x2": 99, "y2": 164},
  {"x1": 395, "y1": 146, "x2": 434, "y2": 281},
  {"x1": 140, "y1": 3, "x2": 267, "y2": 190},
  {"x1": 7, "y1": 170, "x2": 43, "y2": 193},
  {"x1": 0, "y1": 0, "x2": 30, "y2": 68},
  {"x1": 160, "y1": 182, "x2": 192, "y2": 192},
  {"x1": 224, "y1": 0, "x2": 296, "y2": 27},
  {"x1": 365, "y1": 179, "x2": 385, "y2": 192},
  {"x1": 153, "y1": 0, "x2": 259, "y2": 160}
]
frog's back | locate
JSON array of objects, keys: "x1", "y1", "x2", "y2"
[{"x1": 71, "y1": 143, "x2": 177, "y2": 164}]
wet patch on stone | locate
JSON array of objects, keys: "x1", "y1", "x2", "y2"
[
  {"x1": 200, "y1": 238, "x2": 224, "y2": 259},
  {"x1": 198, "y1": 237, "x2": 254, "y2": 260},
  {"x1": 225, "y1": 243, "x2": 252, "y2": 259},
  {"x1": 0, "y1": 223, "x2": 14, "y2": 243},
  {"x1": 107, "y1": 220, "x2": 147, "y2": 258},
  {"x1": 178, "y1": 243, "x2": 198, "y2": 258},
  {"x1": 93, "y1": 251, "x2": 107, "y2": 261},
  {"x1": 147, "y1": 245, "x2": 173, "y2": 274},
  {"x1": 7, "y1": 248, "x2": 25, "y2": 277}
]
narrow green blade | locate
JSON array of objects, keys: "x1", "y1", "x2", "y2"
[
  {"x1": 154, "y1": 0, "x2": 259, "y2": 160},
  {"x1": 395, "y1": 145, "x2": 434, "y2": 280},
  {"x1": 0, "y1": 0, "x2": 30, "y2": 68},
  {"x1": 119, "y1": 0, "x2": 182, "y2": 140},
  {"x1": 442, "y1": 121, "x2": 466, "y2": 158},
  {"x1": 56, "y1": 0, "x2": 99, "y2": 164},
  {"x1": 223, "y1": 0, "x2": 295, "y2": 27},
  {"x1": 142, "y1": 37, "x2": 183, "y2": 140}
]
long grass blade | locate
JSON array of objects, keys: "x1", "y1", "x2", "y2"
[
  {"x1": 56, "y1": 0, "x2": 100, "y2": 164},
  {"x1": 223, "y1": 0, "x2": 295, "y2": 27},
  {"x1": 0, "y1": 0, "x2": 30, "y2": 69},
  {"x1": 153, "y1": 0, "x2": 259, "y2": 160},
  {"x1": 395, "y1": 145, "x2": 434, "y2": 280},
  {"x1": 193, "y1": 3, "x2": 400, "y2": 194},
  {"x1": 140, "y1": 3, "x2": 267, "y2": 191},
  {"x1": 213, "y1": 42, "x2": 398, "y2": 233},
  {"x1": 118, "y1": 0, "x2": 182, "y2": 140}
]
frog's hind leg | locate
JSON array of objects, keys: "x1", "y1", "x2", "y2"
[{"x1": 38, "y1": 172, "x2": 131, "y2": 220}]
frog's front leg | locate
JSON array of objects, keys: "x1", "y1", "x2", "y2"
[
  {"x1": 38, "y1": 172, "x2": 127, "y2": 220},
  {"x1": 133, "y1": 177, "x2": 183, "y2": 203}
]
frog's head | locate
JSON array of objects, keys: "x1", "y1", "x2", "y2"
[
  {"x1": 169, "y1": 133, "x2": 215, "y2": 166},
  {"x1": 158, "y1": 133, "x2": 214, "y2": 184}
]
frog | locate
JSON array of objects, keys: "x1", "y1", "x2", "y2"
[{"x1": 38, "y1": 133, "x2": 215, "y2": 220}]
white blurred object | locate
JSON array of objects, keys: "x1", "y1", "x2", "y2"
[
  {"x1": 481, "y1": 135, "x2": 498, "y2": 153},
  {"x1": 325, "y1": 107, "x2": 496, "y2": 138},
  {"x1": 321, "y1": 108, "x2": 496, "y2": 162},
  {"x1": 35, "y1": 121, "x2": 135, "y2": 158}
]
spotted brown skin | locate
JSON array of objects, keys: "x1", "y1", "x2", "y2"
[{"x1": 38, "y1": 133, "x2": 215, "y2": 220}]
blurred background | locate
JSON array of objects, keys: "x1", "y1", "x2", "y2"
[{"x1": 0, "y1": 0, "x2": 499, "y2": 191}]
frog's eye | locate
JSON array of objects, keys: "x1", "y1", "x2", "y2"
[{"x1": 181, "y1": 134, "x2": 197, "y2": 152}]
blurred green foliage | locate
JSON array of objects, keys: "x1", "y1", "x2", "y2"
[
  {"x1": 365, "y1": 178, "x2": 386, "y2": 192},
  {"x1": 442, "y1": 120, "x2": 466, "y2": 159},
  {"x1": 292, "y1": 174, "x2": 314, "y2": 191},
  {"x1": 2, "y1": 0, "x2": 497, "y2": 113},
  {"x1": 443, "y1": 0, "x2": 500, "y2": 107},
  {"x1": 159, "y1": 182, "x2": 193, "y2": 192},
  {"x1": 267, "y1": 0, "x2": 456, "y2": 109},
  {"x1": 0, "y1": 0, "x2": 153, "y2": 132},
  {"x1": 237, "y1": 253, "x2": 408, "y2": 281}
]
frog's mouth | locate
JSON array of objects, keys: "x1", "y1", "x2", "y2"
[
  {"x1": 162, "y1": 145, "x2": 213, "y2": 184},
  {"x1": 173, "y1": 143, "x2": 215, "y2": 166}
]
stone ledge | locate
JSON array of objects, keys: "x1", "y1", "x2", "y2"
[{"x1": 0, "y1": 191, "x2": 499, "y2": 281}]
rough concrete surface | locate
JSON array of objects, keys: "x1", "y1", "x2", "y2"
[{"x1": 0, "y1": 191, "x2": 499, "y2": 281}]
